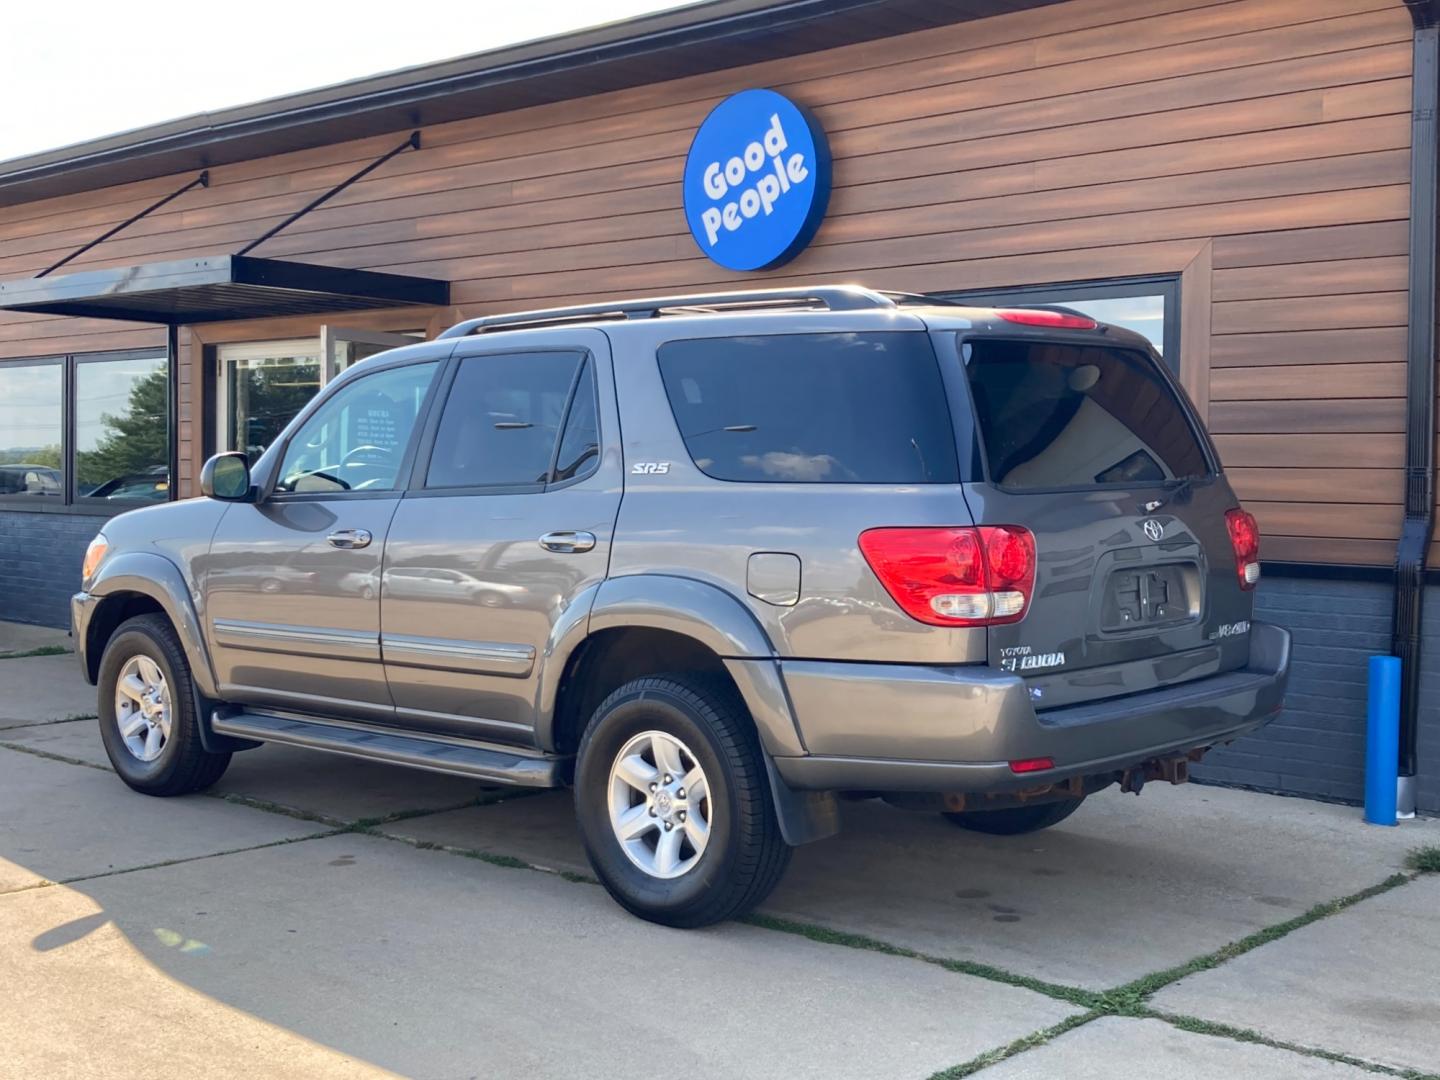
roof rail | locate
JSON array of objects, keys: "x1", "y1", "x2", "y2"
[{"x1": 437, "y1": 285, "x2": 896, "y2": 339}]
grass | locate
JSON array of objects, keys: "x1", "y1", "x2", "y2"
[
  {"x1": 926, "y1": 1011, "x2": 1102, "y2": 1079},
  {"x1": 0, "y1": 645, "x2": 70, "y2": 660},
  {"x1": 1102, "y1": 873, "x2": 1411, "y2": 1004},
  {"x1": 1405, "y1": 846, "x2": 1440, "y2": 874},
  {"x1": 1143, "y1": 1010, "x2": 1440, "y2": 1080},
  {"x1": 0, "y1": 739, "x2": 110, "y2": 772},
  {"x1": 741, "y1": 912, "x2": 1099, "y2": 1008}
]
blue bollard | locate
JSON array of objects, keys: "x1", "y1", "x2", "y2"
[{"x1": 1365, "y1": 655, "x2": 1401, "y2": 826}]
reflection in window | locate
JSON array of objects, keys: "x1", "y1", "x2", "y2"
[
  {"x1": 946, "y1": 279, "x2": 1176, "y2": 368},
  {"x1": 426, "y1": 352, "x2": 584, "y2": 489},
  {"x1": 75, "y1": 355, "x2": 170, "y2": 502},
  {"x1": 276, "y1": 362, "x2": 438, "y2": 494},
  {"x1": 0, "y1": 361, "x2": 63, "y2": 497},
  {"x1": 1055, "y1": 295, "x2": 1166, "y2": 354},
  {"x1": 964, "y1": 340, "x2": 1209, "y2": 490},
  {"x1": 221, "y1": 340, "x2": 322, "y2": 460}
]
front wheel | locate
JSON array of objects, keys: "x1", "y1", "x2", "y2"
[
  {"x1": 97, "y1": 614, "x2": 231, "y2": 796},
  {"x1": 942, "y1": 797, "x2": 1085, "y2": 836},
  {"x1": 573, "y1": 674, "x2": 790, "y2": 927}
]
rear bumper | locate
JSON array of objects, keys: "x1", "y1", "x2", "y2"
[{"x1": 773, "y1": 621, "x2": 1290, "y2": 793}]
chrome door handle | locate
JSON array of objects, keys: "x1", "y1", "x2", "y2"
[
  {"x1": 327, "y1": 529, "x2": 373, "y2": 549},
  {"x1": 539, "y1": 531, "x2": 596, "y2": 553}
]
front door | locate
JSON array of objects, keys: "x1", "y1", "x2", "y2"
[
  {"x1": 202, "y1": 357, "x2": 442, "y2": 721},
  {"x1": 380, "y1": 330, "x2": 620, "y2": 744}
]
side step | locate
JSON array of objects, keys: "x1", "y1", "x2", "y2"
[{"x1": 211, "y1": 711, "x2": 563, "y2": 788}]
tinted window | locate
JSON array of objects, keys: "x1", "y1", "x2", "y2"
[
  {"x1": 963, "y1": 340, "x2": 1209, "y2": 490},
  {"x1": 553, "y1": 358, "x2": 600, "y2": 483},
  {"x1": 276, "y1": 362, "x2": 437, "y2": 494},
  {"x1": 657, "y1": 332, "x2": 958, "y2": 483},
  {"x1": 0, "y1": 361, "x2": 62, "y2": 497},
  {"x1": 427, "y1": 352, "x2": 583, "y2": 488}
]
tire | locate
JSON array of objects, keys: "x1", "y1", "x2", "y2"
[
  {"x1": 97, "y1": 613, "x2": 231, "y2": 796},
  {"x1": 573, "y1": 673, "x2": 791, "y2": 928},
  {"x1": 942, "y1": 796, "x2": 1085, "y2": 836}
]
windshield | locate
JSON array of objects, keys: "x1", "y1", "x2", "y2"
[{"x1": 963, "y1": 339, "x2": 1210, "y2": 490}]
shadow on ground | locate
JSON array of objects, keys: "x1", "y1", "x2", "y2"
[{"x1": 2, "y1": 651, "x2": 1437, "y2": 1079}]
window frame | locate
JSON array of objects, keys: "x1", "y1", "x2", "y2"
[
  {"x1": 410, "y1": 347, "x2": 600, "y2": 498},
  {"x1": 0, "y1": 348, "x2": 169, "y2": 515},
  {"x1": 940, "y1": 275, "x2": 1180, "y2": 373},
  {"x1": 262, "y1": 356, "x2": 445, "y2": 503}
]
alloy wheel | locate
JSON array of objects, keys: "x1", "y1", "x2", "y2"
[{"x1": 607, "y1": 729, "x2": 712, "y2": 879}]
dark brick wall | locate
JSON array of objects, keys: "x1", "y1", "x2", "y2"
[
  {"x1": 0, "y1": 510, "x2": 113, "y2": 628},
  {"x1": 1194, "y1": 576, "x2": 1415, "y2": 808}
]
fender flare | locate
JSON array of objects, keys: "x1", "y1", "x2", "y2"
[
  {"x1": 87, "y1": 551, "x2": 220, "y2": 701},
  {"x1": 536, "y1": 574, "x2": 786, "y2": 752}
]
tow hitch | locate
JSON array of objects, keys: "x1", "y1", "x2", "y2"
[{"x1": 1120, "y1": 748, "x2": 1207, "y2": 795}]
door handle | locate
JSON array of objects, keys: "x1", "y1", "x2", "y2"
[
  {"x1": 539, "y1": 531, "x2": 596, "y2": 554},
  {"x1": 327, "y1": 529, "x2": 373, "y2": 549}
]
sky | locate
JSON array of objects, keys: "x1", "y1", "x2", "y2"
[{"x1": 0, "y1": 0, "x2": 688, "y2": 162}]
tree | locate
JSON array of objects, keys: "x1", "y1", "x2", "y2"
[{"x1": 75, "y1": 368, "x2": 169, "y2": 493}]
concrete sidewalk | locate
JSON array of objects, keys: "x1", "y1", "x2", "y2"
[{"x1": 2, "y1": 643, "x2": 1437, "y2": 1078}]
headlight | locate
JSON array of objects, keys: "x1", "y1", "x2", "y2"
[{"x1": 81, "y1": 534, "x2": 109, "y2": 585}]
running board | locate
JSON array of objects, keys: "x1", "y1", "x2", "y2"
[{"x1": 211, "y1": 711, "x2": 562, "y2": 787}]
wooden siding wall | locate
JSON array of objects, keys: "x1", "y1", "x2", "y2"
[{"x1": 0, "y1": 0, "x2": 1418, "y2": 564}]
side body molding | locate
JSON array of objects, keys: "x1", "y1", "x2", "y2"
[{"x1": 86, "y1": 552, "x2": 219, "y2": 699}]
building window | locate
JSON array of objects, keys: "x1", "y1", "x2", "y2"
[
  {"x1": 218, "y1": 338, "x2": 322, "y2": 460},
  {"x1": 0, "y1": 358, "x2": 64, "y2": 499},
  {"x1": 942, "y1": 276, "x2": 1179, "y2": 371},
  {"x1": 75, "y1": 354, "x2": 171, "y2": 503},
  {"x1": 0, "y1": 350, "x2": 167, "y2": 510}
]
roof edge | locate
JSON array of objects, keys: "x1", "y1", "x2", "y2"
[{"x1": 0, "y1": 0, "x2": 1028, "y2": 208}]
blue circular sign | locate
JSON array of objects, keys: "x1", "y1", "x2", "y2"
[{"x1": 683, "y1": 89, "x2": 832, "y2": 273}]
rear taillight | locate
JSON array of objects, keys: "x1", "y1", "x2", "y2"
[
  {"x1": 1225, "y1": 508, "x2": 1261, "y2": 591},
  {"x1": 994, "y1": 308, "x2": 1097, "y2": 330},
  {"x1": 858, "y1": 525, "x2": 1036, "y2": 626}
]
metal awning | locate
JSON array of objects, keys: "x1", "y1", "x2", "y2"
[{"x1": 0, "y1": 255, "x2": 449, "y2": 324}]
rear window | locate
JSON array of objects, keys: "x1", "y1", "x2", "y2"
[
  {"x1": 657, "y1": 332, "x2": 958, "y2": 483},
  {"x1": 963, "y1": 340, "x2": 1210, "y2": 490}
]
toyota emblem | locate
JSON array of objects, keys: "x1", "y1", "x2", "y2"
[{"x1": 1142, "y1": 519, "x2": 1165, "y2": 542}]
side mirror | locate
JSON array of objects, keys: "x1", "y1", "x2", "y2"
[{"x1": 200, "y1": 453, "x2": 252, "y2": 502}]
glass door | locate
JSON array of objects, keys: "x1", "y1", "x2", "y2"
[
  {"x1": 321, "y1": 326, "x2": 420, "y2": 381},
  {"x1": 217, "y1": 338, "x2": 322, "y2": 458},
  {"x1": 217, "y1": 329, "x2": 423, "y2": 459}
]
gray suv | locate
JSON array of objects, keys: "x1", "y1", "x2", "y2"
[{"x1": 72, "y1": 286, "x2": 1289, "y2": 927}]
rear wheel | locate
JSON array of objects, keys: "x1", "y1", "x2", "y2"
[
  {"x1": 942, "y1": 797, "x2": 1085, "y2": 836},
  {"x1": 573, "y1": 673, "x2": 790, "y2": 927},
  {"x1": 97, "y1": 614, "x2": 231, "y2": 796}
]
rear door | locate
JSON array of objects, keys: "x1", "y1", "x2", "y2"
[
  {"x1": 380, "y1": 330, "x2": 620, "y2": 743},
  {"x1": 956, "y1": 335, "x2": 1252, "y2": 709}
]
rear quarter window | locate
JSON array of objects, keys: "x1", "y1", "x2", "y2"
[
  {"x1": 657, "y1": 332, "x2": 959, "y2": 483},
  {"x1": 963, "y1": 339, "x2": 1210, "y2": 490}
]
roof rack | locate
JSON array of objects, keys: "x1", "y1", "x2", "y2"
[{"x1": 437, "y1": 285, "x2": 896, "y2": 339}]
